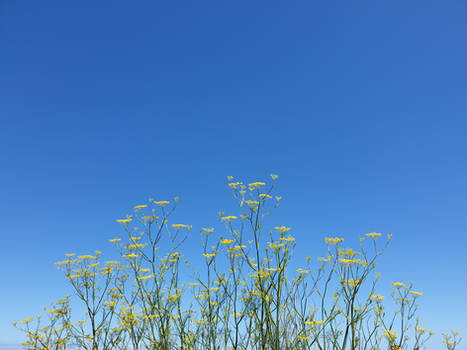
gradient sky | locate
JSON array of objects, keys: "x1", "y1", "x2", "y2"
[{"x1": 1, "y1": 1, "x2": 466, "y2": 348}]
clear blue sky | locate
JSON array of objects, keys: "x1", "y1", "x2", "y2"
[{"x1": 1, "y1": 1, "x2": 466, "y2": 348}]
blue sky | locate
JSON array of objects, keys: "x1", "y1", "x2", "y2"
[{"x1": 1, "y1": 1, "x2": 466, "y2": 348}]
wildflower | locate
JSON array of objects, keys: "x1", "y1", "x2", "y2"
[
  {"x1": 259, "y1": 193, "x2": 272, "y2": 199},
  {"x1": 325, "y1": 237, "x2": 344, "y2": 244},
  {"x1": 138, "y1": 275, "x2": 154, "y2": 281},
  {"x1": 105, "y1": 261, "x2": 119, "y2": 265},
  {"x1": 366, "y1": 232, "x2": 382, "y2": 239},
  {"x1": 230, "y1": 245, "x2": 246, "y2": 251},
  {"x1": 370, "y1": 294, "x2": 384, "y2": 300},
  {"x1": 116, "y1": 218, "x2": 132, "y2": 224},
  {"x1": 270, "y1": 174, "x2": 279, "y2": 180},
  {"x1": 142, "y1": 216, "x2": 159, "y2": 220},
  {"x1": 55, "y1": 260, "x2": 72, "y2": 266},
  {"x1": 127, "y1": 243, "x2": 146, "y2": 249},
  {"x1": 202, "y1": 228, "x2": 214, "y2": 233},
  {"x1": 305, "y1": 320, "x2": 323, "y2": 326},
  {"x1": 220, "y1": 239, "x2": 234, "y2": 245},
  {"x1": 122, "y1": 253, "x2": 138, "y2": 259},
  {"x1": 268, "y1": 241, "x2": 285, "y2": 249},
  {"x1": 279, "y1": 236, "x2": 295, "y2": 242},
  {"x1": 203, "y1": 253, "x2": 216, "y2": 258},
  {"x1": 20, "y1": 317, "x2": 33, "y2": 324},
  {"x1": 104, "y1": 301, "x2": 117, "y2": 308},
  {"x1": 221, "y1": 216, "x2": 238, "y2": 221},
  {"x1": 228, "y1": 182, "x2": 243, "y2": 189},
  {"x1": 274, "y1": 226, "x2": 291, "y2": 233},
  {"x1": 134, "y1": 205, "x2": 147, "y2": 209},
  {"x1": 395, "y1": 297, "x2": 412, "y2": 302},
  {"x1": 318, "y1": 256, "x2": 332, "y2": 262},
  {"x1": 248, "y1": 182, "x2": 266, "y2": 188},
  {"x1": 392, "y1": 282, "x2": 405, "y2": 287},
  {"x1": 154, "y1": 201, "x2": 170, "y2": 206},
  {"x1": 78, "y1": 255, "x2": 96, "y2": 260},
  {"x1": 65, "y1": 253, "x2": 75, "y2": 257},
  {"x1": 415, "y1": 326, "x2": 427, "y2": 332},
  {"x1": 339, "y1": 258, "x2": 353, "y2": 264},
  {"x1": 343, "y1": 279, "x2": 361, "y2": 286},
  {"x1": 168, "y1": 294, "x2": 181, "y2": 301},
  {"x1": 383, "y1": 329, "x2": 397, "y2": 339},
  {"x1": 109, "y1": 238, "x2": 121, "y2": 243},
  {"x1": 409, "y1": 290, "x2": 423, "y2": 296}
]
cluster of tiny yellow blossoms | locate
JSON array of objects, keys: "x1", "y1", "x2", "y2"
[{"x1": 325, "y1": 237, "x2": 344, "y2": 244}]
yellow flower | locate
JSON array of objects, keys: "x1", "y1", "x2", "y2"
[
  {"x1": 221, "y1": 216, "x2": 238, "y2": 221},
  {"x1": 228, "y1": 182, "x2": 243, "y2": 189},
  {"x1": 395, "y1": 297, "x2": 412, "y2": 302},
  {"x1": 203, "y1": 253, "x2": 216, "y2": 258},
  {"x1": 392, "y1": 282, "x2": 405, "y2": 287},
  {"x1": 383, "y1": 329, "x2": 397, "y2": 339},
  {"x1": 122, "y1": 253, "x2": 138, "y2": 259},
  {"x1": 270, "y1": 174, "x2": 279, "y2": 180},
  {"x1": 409, "y1": 290, "x2": 423, "y2": 296},
  {"x1": 142, "y1": 216, "x2": 159, "y2": 220},
  {"x1": 134, "y1": 205, "x2": 147, "y2": 209},
  {"x1": 138, "y1": 275, "x2": 154, "y2": 281},
  {"x1": 318, "y1": 256, "x2": 332, "y2": 262},
  {"x1": 104, "y1": 301, "x2": 117, "y2": 308},
  {"x1": 105, "y1": 261, "x2": 119, "y2": 265},
  {"x1": 109, "y1": 238, "x2": 121, "y2": 243},
  {"x1": 343, "y1": 279, "x2": 361, "y2": 286},
  {"x1": 248, "y1": 182, "x2": 266, "y2": 188},
  {"x1": 259, "y1": 193, "x2": 272, "y2": 199},
  {"x1": 172, "y1": 224, "x2": 190, "y2": 228},
  {"x1": 78, "y1": 255, "x2": 96, "y2": 260},
  {"x1": 415, "y1": 326, "x2": 427, "y2": 332},
  {"x1": 20, "y1": 317, "x2": 34, "y2": 324},
  {"x1": 116, "y1": 218, "x2": 132, "y2": 224},
  {"x1": 65, "y1": 253, "x2": 75, "y2": 257},
  {"x1": 220, "y1": 239, "x2": 234, "y2": 245},
  {"x1": 154, "y1": 201, "x2": 170, "y2": 206},
  {"x1": 370, "y1": 294, "x2": 384, "y2": 300},
  {"x1": 365, "y1": 232, "x2": 382, "y2": 238},
  {"x1": 279, "y1": 236, "x2": 295, "y2": 242},
  {"x1": 305, "y1": 320, "x2": 323, "y2": 326},
  {"x1": 55, "y1": 260, "x2": 72, "y2": 266},
  {"x1": 325, "y1": 237, "x2": 344, "y2": 244},
  {"x1": 274, "y1": 226, "x2": 291, "y2": 233}
]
